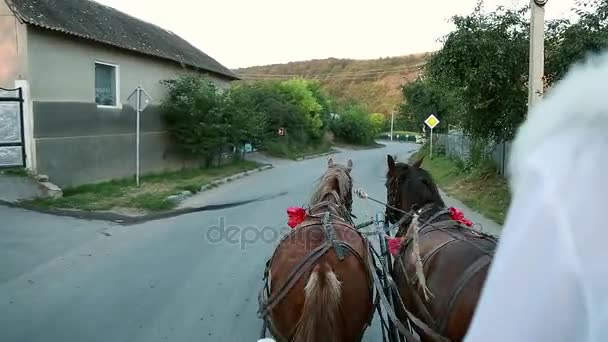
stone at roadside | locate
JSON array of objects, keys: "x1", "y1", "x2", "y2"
[
  {"x1": 35, "y1": 174, "x2": 49, "y2": 182},
  {"x1": 39, "y1": 182, "x2": 63, "y2": 199},
  {"x1": 167, "y1": 191, "x2": 193, "y2": 204}
]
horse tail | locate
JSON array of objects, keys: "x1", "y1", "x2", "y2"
[{"x1": 293, "y1": 262, "x2": 342, "y2": 342}]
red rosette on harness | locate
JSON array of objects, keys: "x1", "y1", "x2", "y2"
[
  {"x1": 287, "y1": 206, "x2": 306, "y2": 228},
  {"x1": 387, "y1": 237, "x2": 405, "y2": 256},
  {"x1": 449, "y1": 207, "x2": 473, "y2": 227}
]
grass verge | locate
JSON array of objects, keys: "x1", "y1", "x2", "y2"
[
  {"x1": 21, "y1": 160, "x2": 261, "y2": 213},
  {"x1": 0, "y1": 167, "x2": 29, "y2": 177},
  {"x1": 409, "y1": 145, "x2": 511, "y2": 224}
]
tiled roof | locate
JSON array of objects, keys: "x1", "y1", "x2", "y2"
[{"x1": 6, "y1": 0, "x2": 240, "y2": 80}]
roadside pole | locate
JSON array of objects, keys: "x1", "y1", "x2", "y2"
[
  {"x1": 528, "y1": 0, "x2": 547, "y2": 112},
  {"x1": 430, "y1": 127, "x2": 434, "y2": 159},
  {"x1": 127, "y1": 86, "x2": 152, "y2": 186},
  {"x1": 390, "y1": 110, "x2": 394, "y2": 141},
  {"x1": 136, "y1": 87, "x2": 141, "y2": 186}
]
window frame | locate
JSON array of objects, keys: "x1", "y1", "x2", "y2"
[{"x1": 94, "y1": 60, "x2": 121, "y2": 109}]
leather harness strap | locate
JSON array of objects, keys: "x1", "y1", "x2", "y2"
[
  {"x1": 438, "y1": 254, "x2": 491, "y2": 334},
  {"x1": 421, "y1": 238, "x2": 459, "y2": 266},
  {"x1": 367, "y1": 249, "x2": 452, "y2": 342},
  {"x1": 322, "y1": 212, "x2": 348, "y2": 260},
  {"x1": 396, "y1": 256, "x2": 438, "y2": 327},
  {"x1": 258, "y1": 242, "x2": 332, "y2": 318}
]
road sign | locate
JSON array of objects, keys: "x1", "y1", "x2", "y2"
[
  {"x1": 278, "y1": 127, "x2": 285, "y2": 136},
  {"x1": 127, "y1": 86, "x2": 153, "y2": 186},
  {"x1": 424, "y1": 114, "x2": 440, "y2": 159},
  {"x1": 424, "y1": 114, "x2": 440, "y2": 129},
  {"x1": 127, "y1": 87, "x2": 152, "y2": 112}
]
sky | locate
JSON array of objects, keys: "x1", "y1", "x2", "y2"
[{"x1": 96, "y1": 0, "x2": 576, "y2": 69}]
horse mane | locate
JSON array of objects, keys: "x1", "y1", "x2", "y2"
[
  {"x1": 309, "y1": 164, "x2": 352, "y2": 207},
  {"x1": 389, "y1": 162, "x2": 445, "y2": 210}
]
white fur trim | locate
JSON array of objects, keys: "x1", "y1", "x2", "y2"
[
  {"x1": 509, "y1": 50, "x2": 608, "y2": 190},
  {"x1": 257, "y1": 339, "x2": 276, "y2": 342}
]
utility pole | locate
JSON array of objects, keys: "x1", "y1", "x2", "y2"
[
  {"x1": 390, "y1": 110, "x2": 395, "y2": 141},
  {"x1": 528, "y1": 0, "x2": 547, "y2": 112}
]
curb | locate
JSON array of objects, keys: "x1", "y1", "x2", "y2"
[
  {"x1": 198, "y1": 164, "x2": 273, "y2": 193},
  {"x1": 1, "y1": 164, "x2": 278, "y2": 224},
  {"x1": 295, "y1": 150, "x2": 340, "y2": 161}
]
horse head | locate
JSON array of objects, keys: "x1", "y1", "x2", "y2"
[
  {"x1": 385, "y1": 154, "x2": 444, "y2": 228},
  {"x1": 309, "y1": 157, "x2": 354, "y2": 214}
]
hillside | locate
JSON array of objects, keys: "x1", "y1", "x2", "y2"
[{"x1": 234, "y1": 53, "x2": 432, "y2": 115}]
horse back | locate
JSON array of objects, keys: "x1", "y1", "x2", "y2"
[
  {"x1": 268, "y1": 220, "x2": 374, "y2": 341},
  {"x1": 396, "y1": 224, "x2": 497, "y2": 341}
]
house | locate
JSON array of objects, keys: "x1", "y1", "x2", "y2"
[{"x1": 0, "y1": 0, "x2": 240, "y2": 187}]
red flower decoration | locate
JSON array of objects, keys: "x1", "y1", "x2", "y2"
[
  {"x1": 287, "y1": 207, "x2": 306, "y2": 228},
  {"x1": 449, "y1": 207, "x2": 473, "y2": 227},
  {"x1": 387, "y1": 237, "x2": 405, "y2": 256}
]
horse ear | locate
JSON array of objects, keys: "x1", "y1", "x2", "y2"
[
  {"x1": 412, "y1": 155, "x2": 424, "y2": 168},
  {"x1": 387, "y1": 155, "x2": 396, "y2": 172},
  {"x1": 328, "y1": 157, "x2": 334, "y2": 167},
  {"x1": 347, "y1": 159, "x2": 353, "y2": 170}
]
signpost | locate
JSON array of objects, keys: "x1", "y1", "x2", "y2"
[
  {"x1": 278, "y1": 127, "x2": 285, "y2": 136},
  {"x1": 390, "y1": 110, "x2": 395, "y2": 141},
  {"x1": 127, "y1": 86, "x2": 152, "y2": 186},
  {"x1": 424, "y1": 114, "x2": 440, "y2": 159}
]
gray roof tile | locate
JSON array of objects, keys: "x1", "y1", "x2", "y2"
[{"x1": 6, "y1": 0, "x2": 240, "y2": 80}]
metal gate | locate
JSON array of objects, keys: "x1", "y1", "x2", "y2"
[{"x1": 0, "y1": 87, "x2": 25, "y2": 168}]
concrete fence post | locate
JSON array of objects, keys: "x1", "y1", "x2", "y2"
[{"x1": 14, "y1": 79, "x2": 36, "y2": 173}]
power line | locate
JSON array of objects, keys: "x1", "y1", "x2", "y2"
[
  {"x1": 238, "y1": 65, "x2": 426, "y2": 81},
  {"x1": 240, "y1": 63, "x2": 426, "y2": 76},
  {"x1": 237, "y1": 63, "x2": 427, "y2": 78}
]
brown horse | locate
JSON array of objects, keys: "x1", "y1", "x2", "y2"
[
  {"x1": 258, "y1": 158, "x2": 374, "y2": 342},
  {"x1": 384, "y1": 155, "x2": 498, "y2": 342}
]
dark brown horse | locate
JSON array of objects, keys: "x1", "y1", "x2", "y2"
[
  {"x1": 259, "y1": 158, "x2": 374, "y2": 342},
  {"x1": 385, "y1": 155, "x2": 498, "y2": 341}
]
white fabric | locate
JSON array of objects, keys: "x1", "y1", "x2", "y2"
[{"x1": 464, "y1": 51, "x2": 608, "y2": 342}]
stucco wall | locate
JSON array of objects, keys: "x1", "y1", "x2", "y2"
[
  {"x1": 27, "y1": 28, "x2": 231, "y2": 103},
  {"x1": 26, "y1": 27, "x2": 234, "y2": 187},
  {"x1": 0, "y1": 0, "x2": 28, "y2": 88}
]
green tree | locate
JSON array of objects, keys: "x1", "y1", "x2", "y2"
[
  {"x1": 160, "y1": 75, "x2": 226, "y2": 166},
  {"x1": 546, "y1": 0, "x2": 608, "y2": 85},
  {"x1": 399, "y1": 78, "x2": 461, "y2": 135},
  {"x1": 220, "y1": 84, "x2": 269, "y2": 148},
  {"x1": 306, "y1": 80, "x2": 334, "y2": 130},
  {"x1": 330, "y1": 105, "x2": 375, "y2": 145},
  {"x1": 426, "y1": 3, "x2": 529, "y2": 142},
  {"x1": 277, "y1": 79, "x2": 324, "y2": 140},
  {"x1": 369, "y1": 113, "x2": 387, "y2": 135}
]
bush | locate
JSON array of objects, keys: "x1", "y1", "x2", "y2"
[
  {"x1": 330, "y1": 105, "x2": 375, "y2": 145},
  {"x1": 161, "y1": 74, "x2": 376, "y2": 162},
  {"x1": 161, "y1": 75, "x2": 226, "y2": 166}
]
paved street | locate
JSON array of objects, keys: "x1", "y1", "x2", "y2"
[{"x1": 0, "y1": 142, "x2": 501, "y2": 342}]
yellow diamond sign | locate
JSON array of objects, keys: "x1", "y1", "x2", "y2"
[{"x1": 424, "y1": 114, "x2": 440, "y2": 129}]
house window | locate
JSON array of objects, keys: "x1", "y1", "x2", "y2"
[{"x1": 95, "y1": 62, "x2": 119, "y2": 107}]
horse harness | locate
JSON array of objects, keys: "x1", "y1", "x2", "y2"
[
  {"x1": 257, "y1": 199, "x2": 375, "y2": 342},
  {"x1": 393, "y1": 206, "x2": 499, "y2": 341}
]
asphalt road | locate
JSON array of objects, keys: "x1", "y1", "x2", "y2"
[{"x1": 0, "y1": 142, "x2": 493, "y2": 342}]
